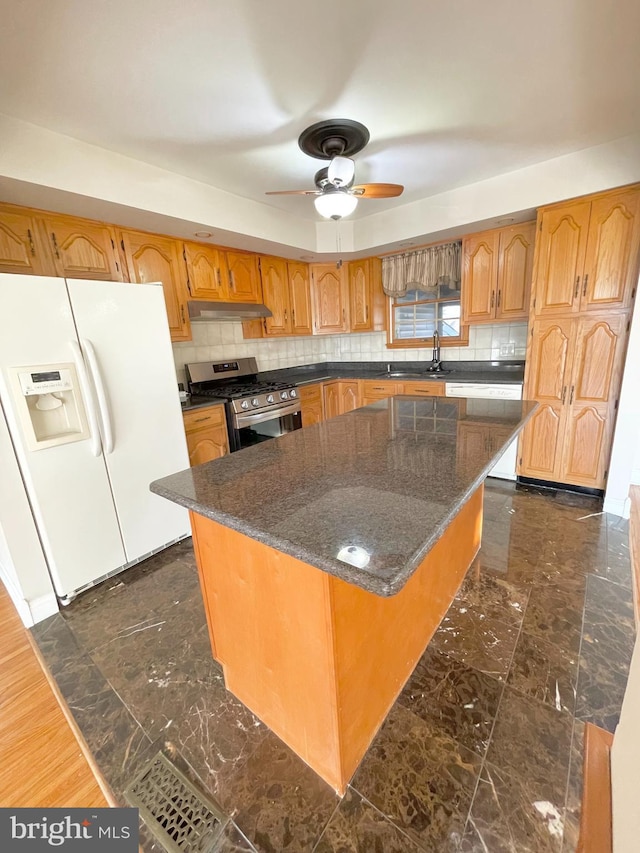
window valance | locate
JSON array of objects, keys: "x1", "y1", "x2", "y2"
[{"x1": 382, "y1": 241, "x2": 461, "y2": 298}]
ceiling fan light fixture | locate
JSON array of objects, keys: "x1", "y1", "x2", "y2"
[
  {"x1": 314, "y1": 191, "x2": 358, "y2": 220},
  {"x1": 328, "y1": 156, "x2": 355, "y2": 187}
]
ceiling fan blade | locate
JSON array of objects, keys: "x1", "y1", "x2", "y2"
[
  {"x1": 352, "y1": 183, "x2": 404, "y2": 198},
  {"x1": 265, "y1": 189, "x2": 321, "y2": 196}
]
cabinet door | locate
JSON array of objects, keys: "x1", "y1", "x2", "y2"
[
  {"x1": 226, "y1": 251, "x2": 261, "y2": 303},
  {"x1": 340, "y1": 381, "x2": 360, "y2": 413},
  {"x1": 300, "y1": 383, "x2": 324, "y2": 427},
  {"x1": 0, "y1": 205, "x2": 55, "y2": 275},
  {"x1": 121, "y1": 231, "x2": 191, "y2": 341},
  {"x1": 518, "y1": 318, "x2": 576, "y2": 480},
  {"x1": 260, "y1": 256, "x2": 291, "y2": 336},
  {"x1": 401, "y1": 381, "x2": 446, "y2": 396},
  {"x1": 311, "y1": 263, "x2": 349, "y2": 334},
  {"x1": 581, "y1": 188, "x2": 640, "y2": 313},
  {"x1": 462, "y1": 231, "x2": 499, "y2": 323},
  {"x1": 183, "y1": 406, "x2": 229, "y2": 466},
  {"x1": 288, "y1": 262, "x2": 313, "y2": 336},
  {"x1": 349, "y1": 259, "x2": 372, "y2": 332},
  {"x1": 184, "y1": 242, "x2": 229, "y2": 300},
  {"x1": 559, "y1": 314, "x2": 628, "y2": 488},
  {"x1": 533, "y1": 201, "x2": 591, "y2": 315},
  {"x1": 496, "y1": 222, "x2": 535, "y2": 320},
  {"x1": 323, "y1": 382, "x2": 341, "y2": 419},
  {"x1": 42, "y1": 216, "x2": 122, "y2": 280}
]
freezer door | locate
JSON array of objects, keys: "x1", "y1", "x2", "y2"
[
  {"x1": 0, "y1": 274, "x2": 127, "y2": 597},
  {"x1": 68, "y1": 280, "x2": 189, "y2": 560}
]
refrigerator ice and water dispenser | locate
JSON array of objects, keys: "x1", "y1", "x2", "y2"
[{"x1": 12, "y1": 363, "x2": 90, "y2": 450}]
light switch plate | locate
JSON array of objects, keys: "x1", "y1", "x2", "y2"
[{"x1": 499, "y1": 342, "x2": 516, "y2": 356}]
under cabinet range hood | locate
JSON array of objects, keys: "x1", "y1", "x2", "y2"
[{"x1": 188, "y1": 301, "x2": 273, "y2": 322}]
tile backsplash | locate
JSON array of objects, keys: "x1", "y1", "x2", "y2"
[{"x1": 172, "y1": 322, "x2": 528, "y2": 386}]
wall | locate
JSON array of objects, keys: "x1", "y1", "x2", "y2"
[
  {"x1": 605, "y1": 279, "x2": 640, "y2": 518},
  {"x1": 172, "y1": 322, "x2": 528, "y2": 386}
]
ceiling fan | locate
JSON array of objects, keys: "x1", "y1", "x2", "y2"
[{"x1": 266, "y1": 119, "x2": 404, "y2": 220}]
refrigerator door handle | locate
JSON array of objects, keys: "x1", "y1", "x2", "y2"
[
  {"x1": 69, "y1": 340, "x2": 102, "y2": 457},
  {"x1": 82, "y1": 338, "x2": 114, "y2": 455}
]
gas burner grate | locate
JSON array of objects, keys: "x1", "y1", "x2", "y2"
[{"x1": 124, "y1": 751, "x2": 227, "y2": 853}]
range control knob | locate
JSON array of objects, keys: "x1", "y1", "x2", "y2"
[
  {"x1": 241, "y1": 400, "x2": 249, "y2": 410},
  {"x1": 280, "y1": 390, "x2": 289, "y2": 400},
  {"x1": 289, "y1": 388, "x2": 297, "y2": 398},
  {"x1": 266, "y1": 394, "x2": 274, "y2": 403},
  {"x1": 251, "y1": 397, "x2": 260, "y2": 407}
]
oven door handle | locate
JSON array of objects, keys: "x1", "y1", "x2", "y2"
[{"x1": 234, "y1": 402, "x2": 301, "y2": 427}]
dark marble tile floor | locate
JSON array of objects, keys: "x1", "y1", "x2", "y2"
[{"x1": 31, "y1": 481, "x2": 635, "y2": 852}]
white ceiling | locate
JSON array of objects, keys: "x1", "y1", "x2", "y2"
[{"x1": 1, "y1": 0, "x2": 639, "y2": 225}]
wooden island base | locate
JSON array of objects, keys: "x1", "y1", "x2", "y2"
[{"x1": 190, "y1": 484, "x2": 484, "y2": 794}]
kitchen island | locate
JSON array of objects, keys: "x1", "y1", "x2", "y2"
[{"x1": 151, "y1": 395, "x2": 536, "y2": 793}]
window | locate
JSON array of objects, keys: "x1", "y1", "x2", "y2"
[
  {"x1": 393, "y1": 285, "x2": 462, "y2": 340},
  {"x1": 383, "y1": 241, "x2": 468, "y2": 348}
]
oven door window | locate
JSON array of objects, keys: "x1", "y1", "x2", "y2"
[{"x1": 237, "y1": 410, "x2": 302, "y2": 450}]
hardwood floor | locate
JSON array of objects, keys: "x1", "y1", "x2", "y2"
[{"x1": 0, "y1": 583, "x2": 113, "y2": 807}]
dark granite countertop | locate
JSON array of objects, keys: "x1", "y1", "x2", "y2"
[
  {"x1": 153, "y1": 395, "x2": 536, "y2": 597},
  {"x1": 180, "y1": 360, "x2": 525, "y2": 411}
]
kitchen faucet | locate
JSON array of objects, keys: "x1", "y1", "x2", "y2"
[{"x1": 428, "y1": 330, "x2": 443, "y2": 372}]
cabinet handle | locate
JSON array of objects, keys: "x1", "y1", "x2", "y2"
[
  {"x1": 497, "y1": 289, "x2": 501, "y2": 308},
  {"x1": 342, "y1": 308, "x2": 346, "y2": 323},
  {"x1": 561, "y1": 385, "x2": 567, "y2": 404},
  {"x1": 366, "y1": 304, "x2": 369, "y2": 320},
  {"x1": 181, "y1": 304, "x2": 186, "y2": 323},
  {"x1": 490, "y1": 291, "x2": 495, "y2": 309},
  {"x1": 284, "y1": 308, "x2": 288, "y2": 322},
  {"x1": 192, "y1": 416, "x2": 210, "y2": 423},
  {"x1": 263, "y1": 318, "x2": 268, "y2": 334},
  {"x1": 229, "y1": 270, "x2": 235, "y2": 290},
  {"x1": 216, "y1": 268, "x2": 222, "y2": 287},
  {"x1": 27, "y1": 229, "x2": 36, "y2": 257},
  {"x1": 574, "y1": 276, "x2": 580, "y2": 299},
  {"x1": 582, "y1": 274, "x2": 589, "y2": 297},
  {"x1": 51, "y1": 232, "x2": 61, "y2": 259},
  {"x1": 186, "y1": 276, "x2": 192, "y2": 296},
  {"x1": 569, "y1": 385, "x2": 575, "y2": 405}
]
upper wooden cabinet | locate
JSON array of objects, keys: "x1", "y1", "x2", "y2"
[
  {"x1": 41, "y1": 215, "x2": 122, "y2": 281},
  {"x1": 348, "y1": 258, "x2": 386, "y2": 333},
  {"x1": 462, "y1": 222, "x2": 535, "y2": 324},
  {"x1": 533, "y1": 187, "x2": 640, "y2": 316},
  {"x1": 518, "y1": 313, "x2": 629, "y2": 488},
  {"x1": 226, "y1": 251, "x2": 261, "y2": 303},
  {"x1": 288, "y1": 262, "x2": 313, "y2": 336},
  {"x1": 0, "y1": 204, "x2": 54, "y2": 275},
  {"x1": 183, "y1": 242, "x2": 229, "y2": 300},
  {"x1": 120, "y1": 230, "x2": 191, "y2": 342},
  {"x1": 260, "y1": 256, "x2": 290, "y2": 336},
  {"x1": 0, "y1": 203, "x2": 122, "y2": 280},
  {"x1": 311, "y1": 263, "x2": 349, "y2": 335}
]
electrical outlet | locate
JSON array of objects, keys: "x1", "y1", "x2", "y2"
[{"x1": 499, "y1": 342, "x2": 516, "y2": 357}]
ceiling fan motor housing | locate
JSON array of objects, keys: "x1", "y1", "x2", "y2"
[{"x1": 298, "y1": 119, "x2": 370, "y2": 160}]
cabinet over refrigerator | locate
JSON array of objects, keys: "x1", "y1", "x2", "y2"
[{"x1": 0, "y1": 274, "x2": 190, "y2": 607}]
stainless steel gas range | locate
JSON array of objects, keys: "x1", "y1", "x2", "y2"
[{"x1": 185, "y1": 357, "x2": 301, "y2": 452}]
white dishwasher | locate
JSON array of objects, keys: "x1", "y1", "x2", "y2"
[{"x1": 445, "y1": 382, "x2": 523, "y2": 480}]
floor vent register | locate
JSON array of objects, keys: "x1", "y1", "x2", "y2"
[{"x1": 124, "y1": 750, "x2": 227, "y2": 852}]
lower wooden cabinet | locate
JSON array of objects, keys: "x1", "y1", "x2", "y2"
[
  {"x1": 360, "y1": 380, "x2": 402, "y2": 405},
  {"x1": 299, "y1": 383, "x2": 325, "y2": 427},
  {"x1": 183, "y1": 405, "x2": 229, "y2": 466},
  {"x1": 323, "y1": 381, "x2": 360, "y2": 418},
  {"x1": 518, "y1": 313, "x2": 629, "y2": 488}
]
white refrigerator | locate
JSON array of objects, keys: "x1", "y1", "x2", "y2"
[{"x1": 0, "y1": 274, "x2": 190, "y2": 603}]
